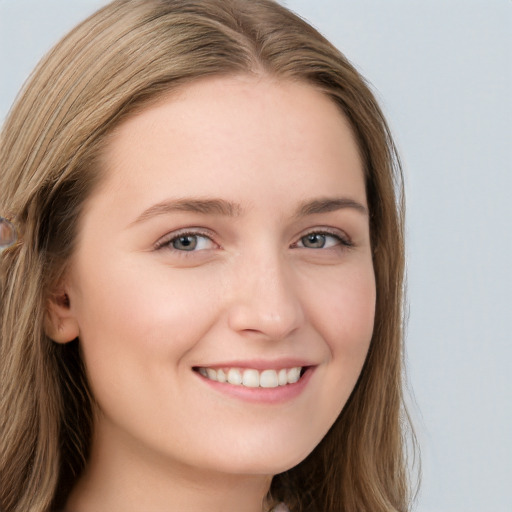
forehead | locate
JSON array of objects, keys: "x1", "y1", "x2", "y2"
[{"x1": 91, "y1": 74, "x2": 365, "y2": 219}]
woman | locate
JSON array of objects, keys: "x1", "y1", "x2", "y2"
[{"x1": 0, "y1": 1, "x2": 413, "y2": 511}]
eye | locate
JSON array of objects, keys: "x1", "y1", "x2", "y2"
[
  {"x1": 155, "y1": 230, "x2": 216, "y2": 252},
  {"x1": 295, "y1": 230, "x2": 351, "y2": 250},
  {"x1": 172, "y1": 234, "x2": 202, "y2": 251}
]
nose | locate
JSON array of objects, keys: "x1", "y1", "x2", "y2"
[{"x1": 226, "y1": 252, "x2": 305, "y2": 341}]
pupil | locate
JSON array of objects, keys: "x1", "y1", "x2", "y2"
[
  {"x1": 173, "y1": 235, "x2": 197, "y2": 251},
  {"x1": 304, "y1": 233, "x2": 325, "y2": 248}
]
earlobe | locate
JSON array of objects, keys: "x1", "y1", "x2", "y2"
[{"x1": 45, "y1": 291, "x2": 80, "y2": 344}]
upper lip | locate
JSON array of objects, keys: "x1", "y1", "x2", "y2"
[{"x1": 193, "y1": 358, "x2": 315, "y2": 371}]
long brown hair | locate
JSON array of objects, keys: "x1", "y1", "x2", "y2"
[{"x1": 0, "y1": 1, "x2": 414, "y2": 510}]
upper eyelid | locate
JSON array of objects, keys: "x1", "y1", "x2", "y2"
[
  {"x1": 295, "y1": 227, "x2": 352, "y2": 243},
  {"x1": 154, "y1": 228, "x2": 217, "y2": 250},
  {"x1": 153, "y1": 225, "x2": 353, "y2": 250}
]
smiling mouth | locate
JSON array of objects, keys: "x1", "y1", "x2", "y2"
[{"x1": 193, "y1": 366, "x2": 307, "y2": 388}]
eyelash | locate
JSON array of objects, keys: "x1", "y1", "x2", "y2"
[
  {"x1": 294, "y1": 229, "x2": 353, "y2": 250},
  {"x1": 154, "y1": 229, "x2": 215, "y2": 253},
  {"x1": 154, "y1": 228, "x2": 353, "y2": 253}
]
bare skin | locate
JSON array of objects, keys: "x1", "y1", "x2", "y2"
[{"x1": 50, "y1": 75, "x2": 375, "y2": 512}]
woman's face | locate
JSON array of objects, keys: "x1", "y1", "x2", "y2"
[{"x1": 63, "y1": 75, "x2": 375, "y2": 477}]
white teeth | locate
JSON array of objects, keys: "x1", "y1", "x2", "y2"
[
  {"x1": 260, "y1": 369, "x2": 279, "y2": 388},
  {"x1": 287, "y1": 367, "x2": 301, "y2": 384},
  {"x1": 198, "y1": 366, "x2": 304, "y2": 388},
  {"x1": 227, "y1": 368, "x2": 242, "y2": 385},
  {"x1": 242, "y1": 369, "x2": 260, "y2": 387},
  {"x1": 206, "y1": 368, "x2": 217, "y2": 381}
]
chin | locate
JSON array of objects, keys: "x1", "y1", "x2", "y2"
[{"x1": 201, "y1": 439, "x2": 318, "y2": 477}]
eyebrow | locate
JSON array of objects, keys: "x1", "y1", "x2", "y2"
[
  {"x1": 132, "y1": 195, "x2": 368, "y2": 225},
  {"x1": 132, "y1": 198, "x2": 242, "y2": 224},
  {"x1": 295, "y1": 197, "x2": 368, "y2": 217}
]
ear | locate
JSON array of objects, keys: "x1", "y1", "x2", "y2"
[{"x1": 45, "y1": 287, "x2": 80, "y2": 344}]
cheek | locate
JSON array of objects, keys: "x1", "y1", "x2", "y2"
[
  {"x1": 70, "y1": 260, "x2": 225, "y2": 449},
  {"x1": 289, "y1": 263, "x2": 375, "y2": 450},
  {"x1": 307, "y1": 263, "x2": 376, "y2": 357},
  {"x1": 76, "y1": 256, "x2": 215, "y2": 337},
  {"x1": 71, "y1": 258, "x2": 221, "y2": 391}
]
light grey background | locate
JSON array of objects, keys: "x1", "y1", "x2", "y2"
[{"x1": 1, "y1": 1, "x2": 511, "y2": 511}]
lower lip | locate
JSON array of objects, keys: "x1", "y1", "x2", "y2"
[{"x1": 196, "y1": 367, "x2": 314, "y2": 404}]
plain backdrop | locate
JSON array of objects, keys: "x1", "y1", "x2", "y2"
[{"x1": 1, "y1": 1, "x2": 511, "y2": 511}]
